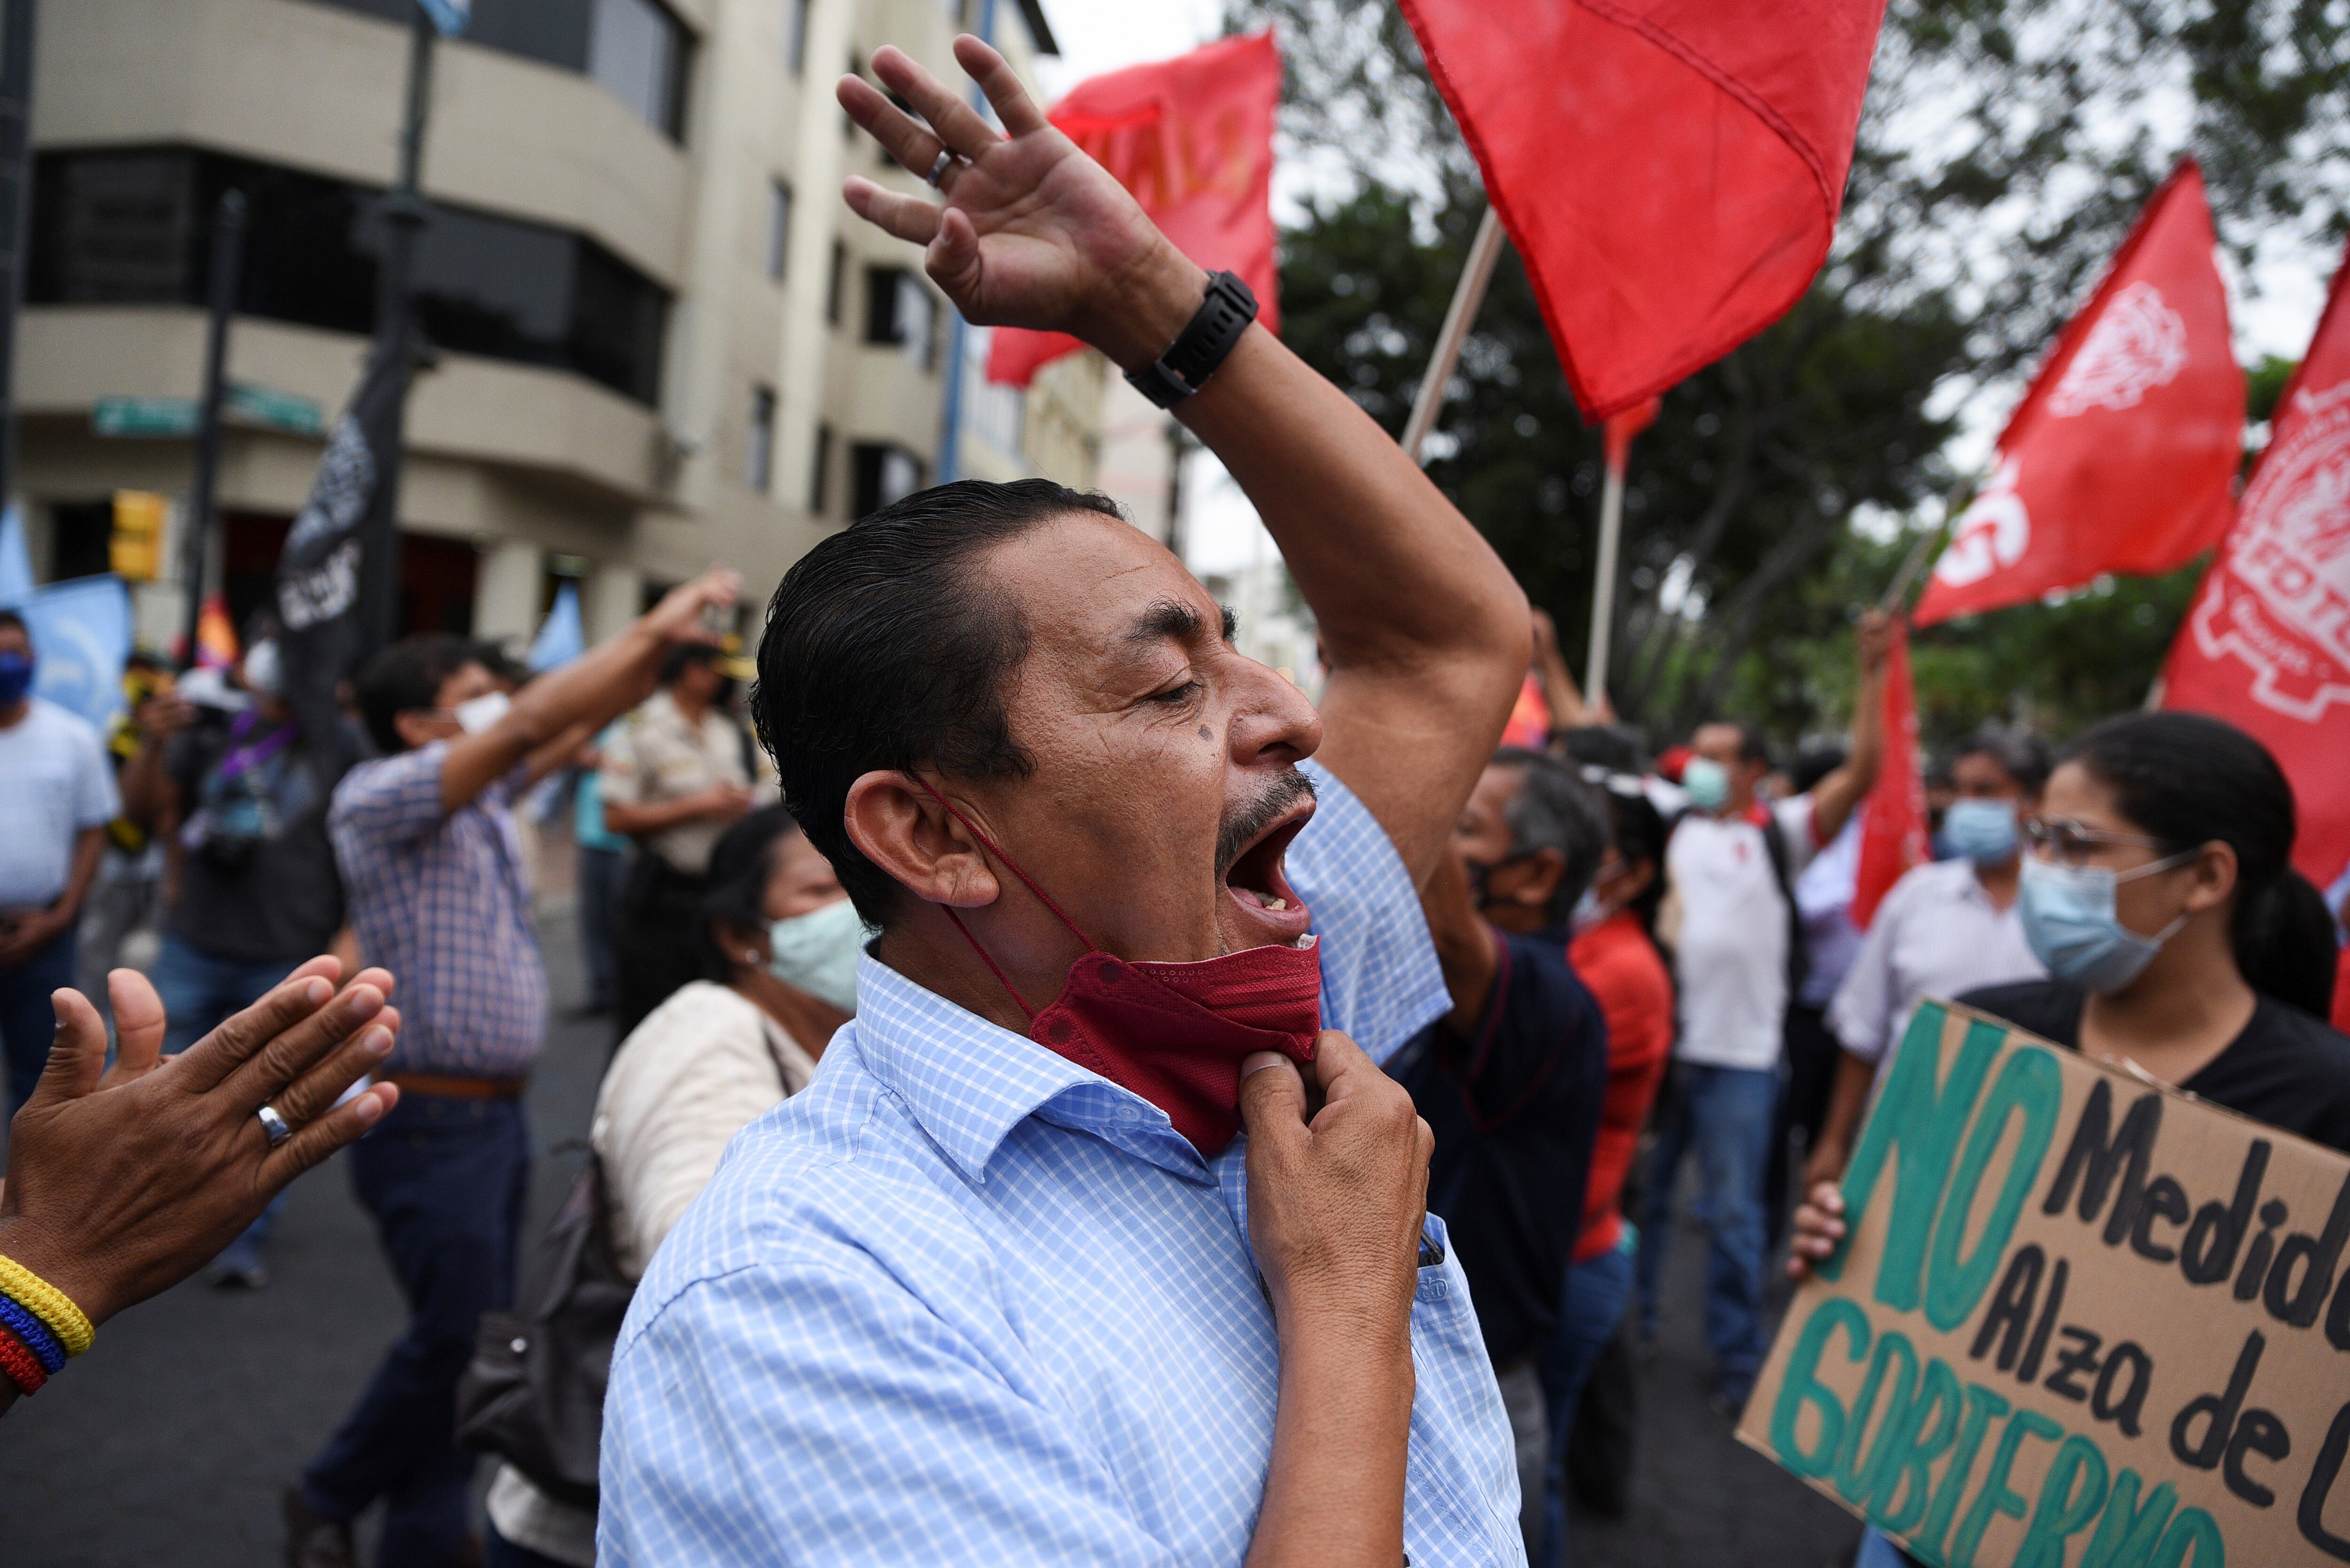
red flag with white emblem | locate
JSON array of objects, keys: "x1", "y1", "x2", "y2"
[
  {"x1": 1849, "y1": 621, "x2": 1926, "y2": 928},
  {"x1": 1915, "y1": 162, "x2": 2243, "y2": 626},
  {"x1": 986, "y1": 32, "x2": 1281, "y2": 388},
  {"x1": 2162, "y1": 240, "x2": 2350, "y2": 889}
]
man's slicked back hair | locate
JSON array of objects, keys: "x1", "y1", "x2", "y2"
[{"x1": 755, "y1": 478, "x2": 1128, "y2": 924}]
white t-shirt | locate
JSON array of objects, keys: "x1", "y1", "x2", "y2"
[
  {"x1": 1827, "y1": 856, "x2": 2045, "y2": 1067},
  {"x1": 0, "y1": 697, "x2": 119, "y2": 909},
  {"x1": 1668, "y1": 795, "x2": 1819, "y2": 1071}
]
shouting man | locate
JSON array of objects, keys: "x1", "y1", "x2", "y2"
[{"x1": 600, "y1": 37, "x2": 1531, "y2": 1568}]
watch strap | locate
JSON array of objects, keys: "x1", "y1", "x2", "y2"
[{"x1": 1125, "y1": 271, "x2": 1258, "y2": 409}]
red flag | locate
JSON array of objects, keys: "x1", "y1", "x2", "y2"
[
  {"x1": 986, "y1": 32, "x2": 1280, "y2": 388},
  {"x1": 1602, "y1": 396, "x2": 1661, "y2": 476},
  {"x1": 1915, "y1": 162, "x2": 2242, "y2": 626},
  {"x1": 1499, "y1": 671, "x2": 1553, "y2": 749},
  {"x1": 2162, "y1": 240, "x2": 2350, "y2": 888},
  {"x1": 1397, "y1": 0, "x2": 1885, "y2": 419},
  {"x1": 1849, "y1": 622, "x2": 1927, "y2": 928}
]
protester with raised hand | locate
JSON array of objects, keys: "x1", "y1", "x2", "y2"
[
  {"x1": 1786, "y1": 711, "x2": 2350, "y2": 1568},
  {"x1": 0, "y1": 958, "x2": 401, "y2": 1416},
  {"x1": 598, "y1": 33, "x2": 1530, "y2": 1568},
  {"x1": 286, "y1": 568, "x2": 738, "y2": 1568}
]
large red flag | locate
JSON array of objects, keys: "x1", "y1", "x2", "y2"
[
  {"x1": 1396, "y1": 0, "x2": 1885, "y2": 418},
  {"x1": 1849, "y1": 621, "x2": 1927, "y2": 928},
  {"x1": 1914, "y1": 162, "x2": 2242, "y2": 626},
  {"x1": 2162, "y1": 240, "x2": 2350, "y2": 889},
  {"x1": 986, "y1": 32, "x2": 1280, "y2": 388}
]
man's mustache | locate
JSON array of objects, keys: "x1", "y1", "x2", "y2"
[{"x1": 1215, "y1": 768, "x2": 1317, "y2": 880}]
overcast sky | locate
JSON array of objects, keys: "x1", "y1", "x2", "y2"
[{"x1": 1027, "y1": 2, "x2": 2340, "y2": 574}]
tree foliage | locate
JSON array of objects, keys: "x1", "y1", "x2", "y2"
[{"x1": 1228, "y1": 0, "x2": 2350, "y2": 748}]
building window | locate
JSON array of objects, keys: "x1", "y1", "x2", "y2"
[
  {"x1": 765, "y1": 179, "x2": 791, "y2": 281},
  {"x1": 810, "y1": 422, "x2": 834, "y2": 515},
  {"x1": 47, "y1": 500, "x2": 113, "y2": 583},
  {"x1": 784, "y1": 0, "x2": 809, "y2": 73},
  {"x1": 851, "y1": 442, "x2": 924, "y2": 519},
  {"x1": 863, "y1": 266, "x2": 935, "y2": 369},
  {"x1": 825, "y1": 240, "x2": 846, "y2": 325},
  {"x1": 29, "y1": 148, "x2": 671, "y2": 407},
  {"x1": 589, "y1": 0, "x2": 691, "y2": 140},
  {"x1": 746, "y1": 385, "x2": 776, "y2": 492}
]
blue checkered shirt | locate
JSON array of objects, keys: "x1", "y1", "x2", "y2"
[
  {"x1": 329, "y1": 741, "x2": 547, "y2": 1078},
  {"x1": 601, "y1": 761, "x2": 1526, "y2": 1566}
]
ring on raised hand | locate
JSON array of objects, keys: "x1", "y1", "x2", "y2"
[
  {"x1": 926, "y1": 148, "x2": 960, "y2": 189},
  {"x1": 256, "y1": 1104, "x2": 292, "y2": 1148}
]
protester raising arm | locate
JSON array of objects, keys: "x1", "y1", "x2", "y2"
[
  {"x1": 0, "y1": 959, "x2": 400, "y2": 1415},
  {"x1": 1798, "y1": 611, "x2": 1894, "y2": 843},
  {"x1": 426, "y1": 569, "x2": 740, "y2": 817},
  {"x1": 841, "y1": 37, "x2": 1528, "y2": 888}
]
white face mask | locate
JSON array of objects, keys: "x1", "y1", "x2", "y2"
[
  {"x1": 764, "y1": 896, "x2": 866, "y2": 1013},
  {"x1": 453, "y1": 690, "x2": 511, "y2": 735}
]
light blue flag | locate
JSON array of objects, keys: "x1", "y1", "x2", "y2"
[
  {"x1": 0, "y1": 504, "x2": 33, "y2": 606},
  {"x1": 528, "y1": 580, "x2": 584, "y2": 671},
  {"x1": 20, "y1": 576, "x2": 133, "y2": 729}
]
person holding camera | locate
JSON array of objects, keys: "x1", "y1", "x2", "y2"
[{"x1": 117, "y1": 634, "x2": 362, "y2": 1289}]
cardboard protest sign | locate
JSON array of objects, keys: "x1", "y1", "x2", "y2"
[{"x1": 1738, "y1": 999, "x2": 2350, "y2": 1566}]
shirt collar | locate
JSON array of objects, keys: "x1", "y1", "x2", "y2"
[{"x1": 848, "y1": 950, "x2": 1154, "y2": 1185}]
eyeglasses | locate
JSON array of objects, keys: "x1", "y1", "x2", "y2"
[{"x1": 2021, "y1": 816, "x2": 2170, "y2": 866}]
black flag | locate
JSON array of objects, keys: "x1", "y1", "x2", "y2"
[{"x1": 274, "y1": 340, "x2": 408, "y2": 746}]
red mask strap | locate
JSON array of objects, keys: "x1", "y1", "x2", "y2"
[{"x1": 911, "y1": 774, "x2": 1097, "y2": 1023}]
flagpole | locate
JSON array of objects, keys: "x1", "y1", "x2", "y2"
[
  {"x1": 1585, "y1": 456, "x2": 1627, "y2": 707},
  {"x1": 1877, "y1": 469, "x2": 1982, "y2": 616},
  {"x1": 1400, "y1": 206, "x2": 1505, "y2": 466}
]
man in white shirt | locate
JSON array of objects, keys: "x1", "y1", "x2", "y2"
[
  {"x1": 1636, "y1": 613, "x2": 1888, "y2": 1411},
  {"x1": 0, "y1": 609, "x2": 122, "y2": 1116}
]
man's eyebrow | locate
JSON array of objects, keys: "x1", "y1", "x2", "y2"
[
  {"x1": 1125, "y1": 598, "x2": 1206, "y2": 646},
  {"x1": 1220, "y1": 604, "x2": 1238, "y2": 642}
]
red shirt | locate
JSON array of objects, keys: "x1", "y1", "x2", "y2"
[{"x1": 1567, "y1": 912, "x2": 1675, "y2": 1262}]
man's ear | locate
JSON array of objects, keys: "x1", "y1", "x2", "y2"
[
  {"x1": 1514, "y1": 847, "x2": 1567, "y2": 910},
  {"x1": 842, "y1": 772, "x2": 1003, "y2": 911},
  {"x1": 392, "y1": 711, "x2": 438, "y2": 752}
]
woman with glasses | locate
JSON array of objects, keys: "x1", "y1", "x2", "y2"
[
  {"x1": 1789, "y1": 710, "x2": 2349, "y2": 1568},
  {"x1": 1801, "y1": 725, "x2": 2052, "y2": 1195}
]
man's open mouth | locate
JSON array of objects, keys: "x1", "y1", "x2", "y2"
[{"x1": 1219, "y1": 796, "x2": 1316, "y2": 941}]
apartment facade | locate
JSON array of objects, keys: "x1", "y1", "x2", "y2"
[{"x1": 18, "y1": 0, "x2": 1106, "y2": 653}]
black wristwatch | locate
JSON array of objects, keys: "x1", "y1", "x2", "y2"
[{"x1": 1125, "y1": 270, "x2": 1258, "y2": 409}]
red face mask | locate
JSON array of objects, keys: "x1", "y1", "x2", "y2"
[{"x1": 916, "y1": 780, "x2": 1322, "y2": 1156}]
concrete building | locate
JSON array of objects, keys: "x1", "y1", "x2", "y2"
[{"x1": 19, "y1": 0, "x2": 1106, "y2": 654}]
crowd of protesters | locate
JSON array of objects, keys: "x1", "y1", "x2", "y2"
[{"x1": 3, "y1": 36, "x2": 2349, "y2": 1568}]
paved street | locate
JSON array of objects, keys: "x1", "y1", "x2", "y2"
[{"x1": 1, "y1": 907, "x2": 1859, "y2": 1567}]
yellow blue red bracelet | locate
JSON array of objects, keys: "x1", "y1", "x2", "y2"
[
  {"x1": 0, "y1": 1253, "x2": 94, "y2": 1358},
  {"x1": 0, "y1": 1292, "x2": 64, "y2": 1375},
  {"x1": 0, "y1": 1323, "x2": 47, "y2": 1394}
]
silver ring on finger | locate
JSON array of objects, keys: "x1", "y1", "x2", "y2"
[
  {"x1": 926, "y1": 147, "x2": 962, "y2": 189},
  {"x1": 256, "y1": 1103, "x2": 292, "y2": 1148}
]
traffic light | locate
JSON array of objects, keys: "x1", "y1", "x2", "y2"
[{"x1": 110, "y1": 490, "x2": 168, "y2": 580}]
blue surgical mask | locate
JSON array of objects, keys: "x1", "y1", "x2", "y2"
[
  {"x1": 1681, "y1": 756, "x2": 1730, "y2": 813},
  {"x1": 2018, "y1": 852, "x2": 2193, "y2": 994},
  {"x1": 0, "y1": 650, "x2": 32, "y2": 707},
  {"x1": 1944, "y1": 798, "x2": 2020, "y2": 865},
  {"x1": 764, "y1": 897, "x2": 866, "y2": 1013}
]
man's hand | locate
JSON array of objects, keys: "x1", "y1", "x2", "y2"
[
  {"x1": 641, "y1": 568, "x2": 743, "y2": 651},
  {"x1": 0, "y1": 908, "x2": 66, "y2": 970},
  {"x1": 699, "y1": 781, "x2": 757, "y2": 822},
  {"x1": 1786, "y1": 1180, "x2": 1849, "y2": 1281},
  {"x1": 0, "y1": 960, "x2": 400, "y2": 1331},
  {"x1": 133, "y1": 691, "x2": 196, "y2": 740},
  {"x1": 838, "y1": 38, "x2": 1200, "y2": 371},
  {"x1": 1856, "y1": 608, "x2": 1894, "y2": 676},
  {"x1": 1240, "y1": 1030, "x2": 1430, "y2": 1344},
  {"x1": 1237, "y1": 1031, "x2": 1427, "y2": 1568}
]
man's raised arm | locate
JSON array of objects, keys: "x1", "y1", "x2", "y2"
[{"x1": 841, "y1": 37, "x2": 1528, "y2": 887}]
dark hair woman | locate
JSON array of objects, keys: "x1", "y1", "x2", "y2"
[
  {"x1": 484, "y1": 806, "x2": 863, "y2": 1568},
  {"x1": 1791, "y1": 712, "x2": 2350, "y2": 1568}
]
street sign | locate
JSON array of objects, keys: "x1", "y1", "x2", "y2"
[
  {"x1": 93, "y1": 384, "x2": 325, "y2": 439},
  {"x1": 92, "y1": 397, "x2": 197, "y2": 437},
  {"x1": 417, "y1": 0, "x2": 470, "y2": 37},
  {"x1": 227, "y1": 383, "x2": 325, "y2": 437}
]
